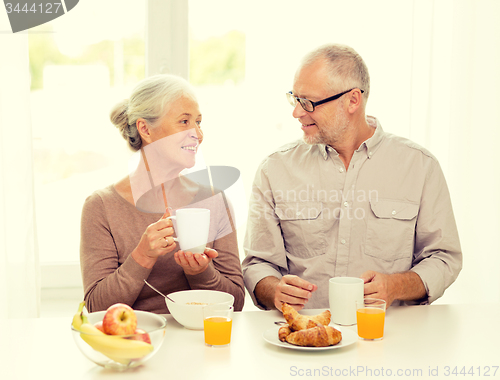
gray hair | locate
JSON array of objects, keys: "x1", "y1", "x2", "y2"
[
  {"x1": 110, "y1": 74, "x2": 197, "y2": 151},
  {"x1": 301, "y1": 43, "x2": 370, "y2": 106}
]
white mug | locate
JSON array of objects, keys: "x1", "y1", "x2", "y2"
[
  {"x1": 166, "y1": 208, "x2": 210, "y2": 254},
  {"x1": 329, "y1": 277, "x2": 364, "y2": 325}
]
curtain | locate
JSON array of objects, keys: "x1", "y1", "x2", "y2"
[
  {"x1": 0, "y1": 12, "x2": 40, "y2": 318},
  {"x1": 409, "y1": 0, "x2": 500, "y2": 304}
]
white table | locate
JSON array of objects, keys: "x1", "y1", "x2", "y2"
[{"x1": 1, "y1": 303, "x2": 499, "y2": 380}]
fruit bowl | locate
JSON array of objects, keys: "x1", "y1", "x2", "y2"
[
  {"x1": 166, "y1": 289, "x2": 234, "y2": 330},
  {"x1": 71, "y1": 310, "x2": 166, "y2": 370}
]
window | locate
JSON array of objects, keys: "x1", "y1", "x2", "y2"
[
  {"x1": 32, "y1": 0, "x2": 250, "y2": 287},
  {"x1": 187, "y1": 0, "x2": 248, "y2": 252},
  {"x1": 30, "y1": 0, "x2": 146, "y2": 286}
]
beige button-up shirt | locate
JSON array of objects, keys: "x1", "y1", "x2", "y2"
[{"x1": 242, "y1": 116, "x2": 462, "y2": 309}]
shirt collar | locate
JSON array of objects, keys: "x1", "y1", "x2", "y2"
[
  {"x1": 319, "y1": 144, "x2": 330, "y2": 160},
  {"x1": 358, "y1": 115, "x2": 384, "y2": 159},
  {"x1": 317, "y1": 116, "x2": 385, "y2": 160}
]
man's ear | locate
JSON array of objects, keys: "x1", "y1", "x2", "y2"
[
  {"x1": 347, "y1": 89, "x2": 363, "y2": 115},
  {"x1": 136, "y1": 118, "x2": 153, "y2": 144}
]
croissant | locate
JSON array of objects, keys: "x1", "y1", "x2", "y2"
[
  {"x1": 278, "y1": 324, "x2": 292, "y2": 342},
  {"x1": 285, "y1": 324, "x2": 342, "y2": 347},
  {"x1": 281, "y1": 303, "x2": 331, "y2": 331}
]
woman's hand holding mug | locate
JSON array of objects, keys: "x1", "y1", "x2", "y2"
[
  {"x1": 174, "y1": 247, "x2": 218, "y2": 275},
  {"x1": 132, "y1": 210, "x2": 177, "y2": 268}
]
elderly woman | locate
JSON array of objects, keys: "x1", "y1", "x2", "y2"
[{"x1": 80, "y1": 74, "x2": 245, "y2": 313}]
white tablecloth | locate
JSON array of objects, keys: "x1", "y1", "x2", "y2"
[{"x1": 1, "y1": 303, "x2": 498, "y2": 380}]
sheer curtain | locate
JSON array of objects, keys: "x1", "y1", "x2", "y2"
[
  {"x1": 409, "y1": 0, "x2": 500, "y2": 304},
  {"x1": 0, "y1": 12, "x2": 40, "y2": 318}
]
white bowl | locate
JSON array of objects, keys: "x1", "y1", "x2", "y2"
[{"x1": 166, "y1": 290, "x2": 234, "y2": 330}]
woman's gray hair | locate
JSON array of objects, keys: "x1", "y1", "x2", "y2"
[
  {"x1": 301, "y1": 43, "x2": 370, "y2": 106},
  {"x1": 110, "y1": 74, "x2": 197, "y2": 151}
]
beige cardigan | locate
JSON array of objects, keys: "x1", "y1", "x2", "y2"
[{"x1": 80, "y1": 185, "x2": 245, "y2": 313}]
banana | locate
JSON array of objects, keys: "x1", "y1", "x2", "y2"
[
  {"x1": 71, "y1": 301, "x2": 86, "y2": 330},
  {"x1": 78, "y1": 314, "x2": 154, "y2": 365}
]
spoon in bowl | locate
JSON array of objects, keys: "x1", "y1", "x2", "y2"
[{"x1": 143, "y1": 279, "x2": 176, "y2": 303}]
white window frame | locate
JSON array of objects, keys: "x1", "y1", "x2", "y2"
[
  {"x1": 41, "y1": 0, "x2": 189, "y2": 289},
  {"x1": 146, "y1": 0, "x2": 189, "y2": 79}
]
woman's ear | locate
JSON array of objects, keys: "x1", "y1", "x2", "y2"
[{"x1": 136, "y1": 118, "x2": 153, "y2": 144}]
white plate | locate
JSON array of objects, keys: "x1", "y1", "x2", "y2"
[{"x1": 262, "y1": 325, "x2": 357, "y2": 351}]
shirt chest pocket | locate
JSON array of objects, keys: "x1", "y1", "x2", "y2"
[
  {"x1": 365, "y1": 199, "x2": 419, "y2": 261},
  {"x1": 275, "y1": 201, "x2": 326, "y2": 258}
]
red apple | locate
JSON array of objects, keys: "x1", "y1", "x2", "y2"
[
  {"x1": 102, "y1": 303, "x2": 137, "y2": 335},
  {"x1": 94, "y1": 321, "x2": 104, "y2": 333},
  {"x1": 128, "y1": 328, "x2": 151, "y2": 344}
]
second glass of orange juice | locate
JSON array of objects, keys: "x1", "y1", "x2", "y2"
[
  {"x1": 203, "y1": 304, "x2": 233, "y2": 347},
  {"x1": 356, "y1": 298, "x2": 386, "y2": 340}
]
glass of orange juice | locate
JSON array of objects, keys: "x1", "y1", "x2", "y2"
[
  {"x1": 203, "y1": 304, "x2": 233, "y2": 347},
  {"x1": 356, "y1": 298, "x2": 386, "y2": 340}
]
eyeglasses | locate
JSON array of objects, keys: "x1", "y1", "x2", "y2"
[{"x1": 286, "y1": 88, "x2": 364, "y2": 112}]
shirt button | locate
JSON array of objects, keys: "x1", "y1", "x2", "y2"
[
  {"x1": 341, "y1": 239, "x2": 346, "y2": 245},
  {"x1": 343, "y1": 201, "x2": 349, "y2": 207},
  {"x1": 392, "y1": 210, "x2": 396, "y2": 215},
  {"x1": 339, "y1": 167, "x2": 344, "y2": 173}
]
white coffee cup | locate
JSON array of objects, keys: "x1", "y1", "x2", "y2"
[
  {"x1": 166, "y1": 208, "x2": 210, "y2": 254},
  {"x1": 329, "y1": 277, "x2": 364, "y2": 325}
]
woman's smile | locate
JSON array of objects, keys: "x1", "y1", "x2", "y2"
[{"x1": 181, "y1": 144, "x2": 198, "y2": 152}]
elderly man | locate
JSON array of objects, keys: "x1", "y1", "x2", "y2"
[{"x1": 242, "y1": 44, "x2": 462, "y2": 311}]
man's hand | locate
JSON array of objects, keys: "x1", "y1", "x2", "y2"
[
  {"x1": 361, "y1": 270, "x2": 427, "y2": 306},
  {"x1": 255, "y1": 275, "x2": 317, "y2": 311},
  {"x1": 360, "y1": 271, "x2": 396, "y2": 306}
]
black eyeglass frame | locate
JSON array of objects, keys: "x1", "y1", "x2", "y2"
[{"x1": 286, "y1": 88, "x2": 364, "y2": 112}]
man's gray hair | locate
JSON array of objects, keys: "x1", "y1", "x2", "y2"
[{"x1": 301, "y1": 43, "x2": 370, "y2": 105}]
